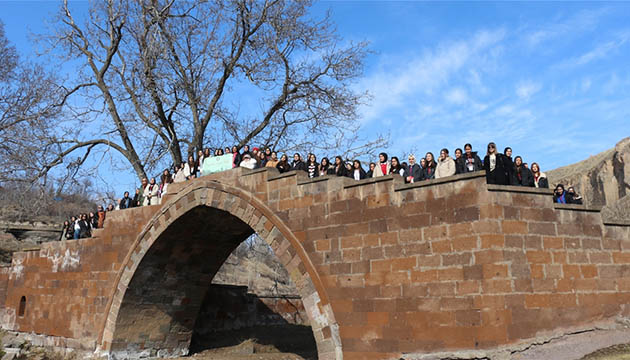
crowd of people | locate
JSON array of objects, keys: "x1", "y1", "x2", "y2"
[
  {"x1": 60, "y1": 204, "x2": 114, "y2": 240},
  {"x1": 60, "y1": 142, "x2": 584, "y2": 240}
]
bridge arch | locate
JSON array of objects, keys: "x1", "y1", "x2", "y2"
[{"x1": 98, "y1": 179, "x2": 341, "y2": 359}]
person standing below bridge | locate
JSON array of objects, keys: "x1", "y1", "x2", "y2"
[{"x1": 435, "y1": 148, "x2": 456, "y2": 179}]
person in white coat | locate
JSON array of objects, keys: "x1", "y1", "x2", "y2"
[
  {"x1": 143, "y1": 178, "x2": 160, "y2": 206},
  {"x1": 435, "y1": 148, "x2": 456, "y2": 179}
]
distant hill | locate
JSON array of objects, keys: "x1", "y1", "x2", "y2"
[{"x1": 548, "y1": 137, "x2": 630, "y2": 222}]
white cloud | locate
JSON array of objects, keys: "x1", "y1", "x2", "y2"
[
  {"x1": 554, "y1": 30, "x2": 630, "y2": 69},
  {"x1": 525, "y1": 8, "x2": 610, "y2": 47},
  {"x1": 581, "y1": 78, "x2": 592, "y2": 92},
  {"x1": 444, "y1": 87, "x2": 468, "y2": 105},
  {"x1": 515, "y1": 81, "x2": 542, "y2": 100},
  {"x1": 357, "y1": 29, "x2": 506, "y2": 123}
]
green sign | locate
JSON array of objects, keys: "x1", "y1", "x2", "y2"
[{"x1": 202, "y1": 154, "x2": 234, "y2": 175}]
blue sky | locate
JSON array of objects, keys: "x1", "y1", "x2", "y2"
[{"x1": 1, "y1": 1, "x2": 629, "y2": 198}]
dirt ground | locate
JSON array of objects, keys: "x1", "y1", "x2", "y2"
[{"x1": 178, "y1": 325, "x2": 317, "y2": 360}]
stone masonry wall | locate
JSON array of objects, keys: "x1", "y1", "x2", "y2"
[{"x1": 0, "y1": 167, "x2": 629, "y2": 360}]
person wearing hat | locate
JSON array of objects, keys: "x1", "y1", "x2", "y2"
[{"x1": 239, "y1": 153, "x2": 257, "y2": 169}]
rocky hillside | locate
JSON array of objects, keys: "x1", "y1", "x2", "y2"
[{"x1": 548, "y1": 137, "x2": 630, "y2": 222}]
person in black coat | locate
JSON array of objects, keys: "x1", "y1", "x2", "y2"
[
  {"x1": 366, "y1": 162, "x2": 376, "y2": 178},
  {"x1": 483, "y1": 142, "x2": 509, "y2": 185},
  {"x1": 567, "y1": 187, "x2": 583, "y2": 204},
  {"x1": 504, "y1": 147, "x2": 515, "y2": 186},
  {"x1": 422, "y1": 152, "x2": 437, "y2": 180},
  {"x1": 553, "y1": 184, "x2": 572, "y2": 204},
  {"x1": 454, "y1": 148, "x2": 463, "y2": 174},
  {"x1": 290, "y1": 153, "x2": 307, "y2": 172},
  {"x1": 276, "y1": 154, "x2": 290, "y2": 173},
  {"x1": 459, "y1": 143, "x2": 483, "y2": 173},
  {"x1": 404, "y1": 155, "x2": 423, "y2": 183},
  {"x1": 511, "y1": 156, "x2": 534, "y2": 186},
  {"x1": 330, "y1": 156, "x2": 347, "y2": 177},
  {"x1": 119, "y1": 191, "x2": 133, "y2": 209}
]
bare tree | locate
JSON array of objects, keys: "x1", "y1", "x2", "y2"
[
  {"x1": 38, "y1": 0, "x2": 386, "y2": 182},
  {"x1": 0, "y1": 21, "x2": 71, "y2": 188}
]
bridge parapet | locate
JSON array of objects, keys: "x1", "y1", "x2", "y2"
[{"x1": 0, "y1": 167, "x2": 629, "y2": 359}]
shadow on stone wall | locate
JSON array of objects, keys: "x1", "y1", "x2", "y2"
[{"x1": 190, "y1": 284, "x2": 316, "y2": 358}]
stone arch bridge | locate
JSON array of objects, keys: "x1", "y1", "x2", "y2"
[{"x1": 1, "y1": 167, "x2": 630, "y2": 359}]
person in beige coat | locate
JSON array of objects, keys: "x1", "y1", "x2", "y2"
[
  {"x1": 372, "y1": 152, "x2": 391, "y2": 177},
  {"x1": 435, "y1": 148, "x2": 456, "y2": 179}
]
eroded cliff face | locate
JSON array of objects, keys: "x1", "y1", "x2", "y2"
[{"x1": 548, "y1": 137, "x2": 630, "y2": 221}]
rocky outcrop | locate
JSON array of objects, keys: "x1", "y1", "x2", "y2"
[{"x1": 548, "y1": 137, "x2": 630, "y2": 221}]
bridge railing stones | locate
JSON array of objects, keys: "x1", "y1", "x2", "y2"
[{"x1": 1, "y1": 166, "x2": 630, "y2": 360}]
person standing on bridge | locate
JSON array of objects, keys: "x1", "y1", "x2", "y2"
[
  {"x1": 119, "y1": 191, "x2": 133, "y2": 209},
  {"x1": 290, "y1": 153, "x2": 307, "y2": 172},
  {"x1": 484, "y1": 142, "x2": 509, "y2": 185},
  {"x1": 97, "y1": 205, "x2": 106, "y2": 228},
  {"x1": 184, "y1": 155, "x2": 197, "y2": 180},
  {"x1": 422, "y1": 152, "x2": 437, "y2": 180},
  {"x1": 531, "y1": 163, "x2": 549, "y2": 189},
  {"x1": 143, "y1": 178, "x2": 159, "y2": 206},
  {"x1": 435, "y1": 148, "x2": 456, "y2": 179},
  {"x1": 372, "y1": 152, "x2": 390, "y2": 177},
  {"x1": 306, "y1": 153, "x2": 319, "y2": 178},
  {"x1": 404, "y1": 155, "x2": 422, "y2": 183},
  {"x1": 133, "y1": 178, "x2": 148, "y2": 206}
]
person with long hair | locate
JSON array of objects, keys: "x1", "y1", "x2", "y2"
[
  {"x1": 363, "y1": 162, "x2": 374, "y2": 178},
  {"x1": 435, "y1": 148, "x2": 456, "y2": 179},
  {"x1": 352, "y1": 160, "x2": 367, "y2": 180},
  {"x1": 319, "y1": 157, "x2": 331, "y2": 176},
  {"x1": 196, "y1": 150, "x2": 205, "y2": 177},
  {"x1": 184, "y1": 155, "x2": 197, "y2": 180},
  {"x1": 331, "y1": 156, "x2": 347, "y2": 177},
  {"x1": 454, "y1": 148, "x2": 464, "y2": 174},
  {"x1": 390, "y1": 156, "x2": 404, "y2": 176},
  {"x1": 276, "y1": 154, "x2": 290, "y2": 173},
  {"x1": 530, "y1": 162, "x2": 549, "y2": 188},
  {"x1": 483, "y1": 142, "x2": 509, "y2": 185},
  {"x1": 173, "y1": 162, "x2": 186, "y2": 183},
  {"x1": 265, "y1": 151, "x2": 279, "y2": 168},
  {"x1": 373, "y1": 152, "x2": 391, "y2": 177},
  {"x1": 159, "y1": 169, "x2": 173, "y2": 204},
  {"x1": 232, "y1": 145, "x2": 241, "y2": 168},
  {"x1": 422, "y1": 152, "x2": 437, "y2": 180},
  {"x1": 306, "y1": 153, "x2": 319, "y2": 178},
  {"x1": 512, "y1": 156, "x2": 534, "y2": 187}
]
